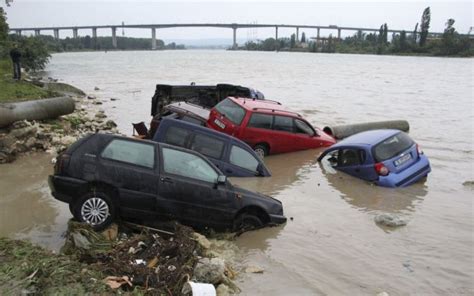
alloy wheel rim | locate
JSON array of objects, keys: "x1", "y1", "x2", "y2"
[
  {"x1": 255, "y1": 148, "x2": 265, "y2": 159},
  {"x1": 81, "y1": 197, "x2": 109, "y2": 226}
]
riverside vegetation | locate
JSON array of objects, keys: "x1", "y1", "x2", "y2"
[{"x1": 242, "y1": 7, "x2": 473, "y2": 57}]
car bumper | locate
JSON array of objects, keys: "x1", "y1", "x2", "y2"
[
  {"x1": 376, "y1": 155, "x2": 431, "y2": 187},
  {"x1": 48, "y1": 175, "x2": 88, "y2": 204},
  {"x1": 269, "y1": 214, "x2": 287, "y2": 225}
]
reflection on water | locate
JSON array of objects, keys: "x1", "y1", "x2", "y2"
[
  {"x1": 320, "y1": 161, "x2": 428, "y2": 213},
  {"x1": 231, "y1": 149, "x2": 321, "y2": 195}
]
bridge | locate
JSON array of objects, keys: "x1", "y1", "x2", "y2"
[{"x1": 9, "y1": 23, "x2": 452, "y2": 50}]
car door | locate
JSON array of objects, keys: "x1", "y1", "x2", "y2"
[
  {"x1": 240, "y1": 113, "x2": 273, "y2": 148},
  {"x1": 99, "y1": 138, "x2": 158, "y2": 214},
  {"x1": 187, "y1": 132, "x2": 228, "y2": 173},
  {"x1": 157, "y1": 146, "x2": 237, "y2": 227},
  {"x1": 226, "y1": 144, "x2": 263, "y2": 177},
  {"x1": 271, "y1": 115, "x2": 301, "y2": 153},
  {"x1": 336, "y1": 148, "x2": 375, "y2": 181},
  {"x1": 294, "y1": 119, "x2": 321, "y2": 149}
]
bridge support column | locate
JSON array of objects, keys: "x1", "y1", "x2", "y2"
[
  {"x1": 338, "y1": 28, "x2": 341, "y2": 40},
  {"x1": 16, "y1": 30, "x2": 21, "y2": 36},
  {"x1": 92, "y1": 27, "x2": 97, "y2": 39},
  {"x1": 275, "y1": 26, "x2": 279, "y2": 51},
  {"x1": 111, "y1": 27, "x2": 117, "y2": 49},
  {"x1": 296, "y1": 27, "x2": 299, "y2": 42},
  {"x1": 151, "y1": 28, "x2": 156, "y2": 50},
  {"x1": 232, "y1": 27, "x2": 237, "y2": 49},
  {"x1": 317, "y1": 28, "x2": 320, "y2": 39},
  {"x1": 73, "y1": 28, "x2": 78, "y2": 38},
  {"x1": 34, "y1": 30, "x2": 40, "y2": 37},
  {"x1": 54, "y1": 29, "x2": 59, "y2": 39}
]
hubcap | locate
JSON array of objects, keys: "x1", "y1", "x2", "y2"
[{"x1": 81, "y1": 197, "x2": 109, "y2": 226}]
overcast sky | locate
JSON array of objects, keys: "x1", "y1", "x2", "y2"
[{"x1": 2, "y1": 1, "x2": 473, "y2": 41}]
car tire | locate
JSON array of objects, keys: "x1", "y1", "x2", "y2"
[
  {"x1": 73, "y1": 191, "x2": 115, "y2": 231},
  {"x1": 254, "y1": 144, "x2": 268, "y2": 159},
  {"x1": 234, "y1": 213, "x2": 263, "y2": 232}
]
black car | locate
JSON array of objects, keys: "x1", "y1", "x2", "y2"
[{"x1": 48, "y1": 133, "x2": 286, "y2": 231}]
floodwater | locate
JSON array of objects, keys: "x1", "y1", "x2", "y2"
[{"x1": 1, "y1": 50, "x2": 473, "y2": 295}]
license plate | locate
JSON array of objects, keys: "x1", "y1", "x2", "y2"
[
  {"x1": 394, "y1": 153, "x2": 412, "y2": 167},
  {"x1": 214, "y1": 119, "x2": 226, "y2": 129}
]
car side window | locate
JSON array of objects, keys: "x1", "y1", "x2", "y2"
[
  {"x1": 190, "y1": 133, "x2": 225, "y2": 159},
  {"x1": 294, "y1": 119, "x2": 315, "y2": 136},
  {"x1": 162, "y1": 147, "x2": 218, "y2": 183},
  {"x1": 101, "y1": 139, "x2": 155, "y2": 169},
  {"x1": 273, "y1": 115, "x2": 294, "y2": 132},
  {"x1": 229, "y1": 145, "x2": 259, "y2": 172},
  {"x1": 248, "y1": 113, "x2": 273, "y2": 130},
  {"x1": 164, "y1": 126, "x2": 191, "y2": 148},
  {"x1": 339, "y1": 149, "x2": 362, "y2": 166}
]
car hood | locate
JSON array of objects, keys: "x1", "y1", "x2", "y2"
[{"x1": 232, "y1": 185, "x2": 282, "y2": 205}]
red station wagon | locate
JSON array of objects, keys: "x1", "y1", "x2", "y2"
[{"x1": 207, "y1": 97, "x2": 336, "y2": 157}]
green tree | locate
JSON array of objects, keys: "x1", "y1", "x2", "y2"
[
  {"x1": 8, "y1": 36, "x2": 51, "y2": 72},
  {"x1": 301, "y1": 32, "x2": 306, "y2": 43},
  {"x1": 383, "y1": 23, "x2": 388, "y2": 44},
  {"x1": 0, "y1": 7, "x2": 8, "y2": 42},
  {"x1": 399, "y1": 30, "x2": 408, "y2": 51},
  {"x1": 413, "y1": 22, "x2": 419, "y2": 43},
  {"x1": 419, "y1": 7, "x2": 431, "y2": 46}
]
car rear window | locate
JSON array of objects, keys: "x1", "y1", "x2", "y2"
[
  {"x1": 190, "y1": 133, "x2": 225, "y2": 159},
  {"x1": 373, "y1": 132, "x2": 414, "y2": 162},
  {"x1": 164, "y1": 126, "x2": 191, "y2": 148},
  {"x1": 101, "y1": 139, "x2": 155, "y2": 169},
  {"x1": 214, "y1": 98, "x2": 246, "y2": 125},
  {"x1": 248, "y1": 113, "x2": 272, "y2": 129}
]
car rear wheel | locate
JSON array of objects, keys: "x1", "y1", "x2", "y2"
[
  {"x1": 254, "y1": 144, "x2": 268, "y2": 159},
  {"x1": 73, "y1": 191, "x2": 115, "y2": 231},
  {"x1": 234, "y1": 213, "x2": 263, "y2": 232}
]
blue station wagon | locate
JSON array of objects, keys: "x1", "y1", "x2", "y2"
[
  {"x1": 317, "y1": 129, "x2": 431, "y2": 187},
  {"x1": 152, "y1": 118, "x2": 271, "y2": 177}
]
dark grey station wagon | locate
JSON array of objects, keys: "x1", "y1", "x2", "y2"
[{"x1": 48, "y1": 134, "x2": 286, "y2": 231}]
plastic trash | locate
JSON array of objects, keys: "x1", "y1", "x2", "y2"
[{"x1": 181, "y1": 281, "x2": 216, "y2": 296}]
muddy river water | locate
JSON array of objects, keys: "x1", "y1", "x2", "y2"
[{"x1": 1, "y1": 51, "x2": 473, "y2": 295}]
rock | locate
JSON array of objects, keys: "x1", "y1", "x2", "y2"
[
  {"x1": 71, "y1": 232, "x2": 91, "y2": 250},
  {"x1": 110, "y1": 98, "x2": 118, "y2": 101},
  {"x1": 87, "y1": 95, "x2": 96, "y2": 100},
  {"x1": 216, "y1": 283, "x2": 230, "y2": 296},
  {"x1": 245, "y1": 265, "x2": 264, "y2": 274},
  {"x1": 193, "y1": 258, "x2": 226, "y2": 284},
  {"x1": 462, "y1": 180, "x2": 474, "y2": 188},
  {"x1": 105, "y1": 120, "x2": 117, "y2": 129},
  {"x1": 193, "y1": 232, "x2": 211, "y2": 249},
  {"x1": 51, "y1": 136, "x2": 61, "y2": 145},
  {"x1": 24, "y1": 137, "x2": 36, "y2": 148},
  {"x1": 93, "y1": 101, "x2": 103, "y2": 105},
  {"x1": 0, "y1": 134, "x2": 15, "y2": 148},
  {"x1": 0, "y1": 152, "x2": 12, "y2": 164},
  {"x1": 60, "y1": 136, "x2": 76, "y2": 146},
  {"x1": 10, "y1": 126, "x2": 37, "y2": 139},
  {"x1": 94, "y1": 86, "x2": 100, "y2": 91},
  {"x1": 95, "y1": 112, "x2": 107, "y2": 119},
  {"x1": 11, "y1": 120, "x2": 29, "y2": 129},
  {"x1": 374, "y1": 213, "x2": 408, "y2": 227}
]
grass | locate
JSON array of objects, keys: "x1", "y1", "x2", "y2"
[{"x1": 0, "y1": 59, "x2": 53, "y2": 103}]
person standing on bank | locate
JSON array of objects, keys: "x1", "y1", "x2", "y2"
[{"x1": 10, "y1": 44, "x2": 22, "y2": 81}]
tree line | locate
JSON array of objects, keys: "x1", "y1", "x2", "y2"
[{"x1": 241, "y1": 7, "x2": 473, "y2": 57}]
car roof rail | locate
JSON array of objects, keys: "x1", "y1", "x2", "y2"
[{"x1": 251, "y1": 107, "x2": 302, "y2": 117}]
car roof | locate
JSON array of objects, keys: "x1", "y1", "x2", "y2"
[
  {"x1": 227, "y1": 97, "x2": 302, "y2": 118},
  {"x1": 158, "y1": 117, "x2": 251, "y2": 146},
  {"x1": 332, "y1": 129, "x2": 402, "y2": 147}
]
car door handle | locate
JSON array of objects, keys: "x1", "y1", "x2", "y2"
[{"x1": 160, "y1": 177, "x2": 173, "y2": 184}]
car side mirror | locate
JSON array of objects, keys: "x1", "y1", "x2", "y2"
[{"x1": 217, "y1": 175, "x2": 227, "y2": 185}]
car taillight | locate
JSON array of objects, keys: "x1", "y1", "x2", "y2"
[
  {"x1": 55, "y1": 153, "x2": 71, "y2": 174},
  {"x1": 416, "y1": 144, "x2": 423, "y2": 155},
  {"x1": 375, "y1": 162, "x2": 389, "y2": 176}
]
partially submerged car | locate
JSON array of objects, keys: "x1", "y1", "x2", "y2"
[
  {"x1": 147, "y1": 102, "x2": 210, "y2": 139},
  {"x1": 151, "y1": 83, "x2": 264, "y2": 117},
  {"x1": 207, "y1": 97, "x2": 336, "y2": 157},
  {"x1": 152, "y1": 118, "x2": 271, "y2": 177},
  {"x1": 49, "y1": 134, "x2": 285, "y2": 231},
  {"x1": 317, "y1": 129, "x2": 431, "y2": 187}
]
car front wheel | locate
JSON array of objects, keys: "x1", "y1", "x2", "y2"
[
  {"x1": 233, "y1": 213, "x2": 263, "y2": 232},
  {"x1": 254, "y1": 144, "x2": 268, "y2": 159},
  {"x1": 73, "y1": 191, "x2": 115, "y2": 231}
]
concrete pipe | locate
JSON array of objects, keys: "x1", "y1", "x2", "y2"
[
  {"x1": 323, "y1": 120, "x2": 410, "y2": 140},
  {"x1": 0, "y1": 97, "x2": 75, "y2": 128}
]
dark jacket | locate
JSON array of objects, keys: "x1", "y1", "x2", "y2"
[{"x1": 10, "y1": 48, "x2": 21, "y2": 63}]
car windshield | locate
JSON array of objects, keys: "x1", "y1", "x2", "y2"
[
  {"x1": 373, "y1": 132, "x2": 414, "y2": 162},
  {"x1": 214, "y1": 98, "x2": 246, "y2": 125}
]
